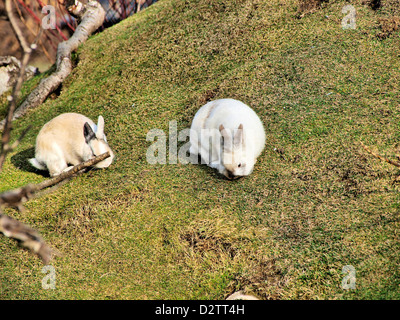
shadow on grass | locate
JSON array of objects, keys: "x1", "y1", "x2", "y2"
[
  {"x1": 10, "y1": 147, "x2": 50, "y2": 177},
  {"x1": 192, "y1": 154, "x2": 247, "y2": 182}
]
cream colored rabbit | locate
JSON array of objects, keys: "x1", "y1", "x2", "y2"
[
  {"x1": 189, "y1": 98, "x2": 265, "y2": 179},
  {"x1": 29, "y1": 113, "x2": 115, "y2": 176}
]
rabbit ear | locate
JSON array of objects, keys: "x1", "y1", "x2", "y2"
[
  {"x1": 219, "y1": 124, "x2": 232, "y2": 150},
  {"x1": 219, "y1": 124, "x2": 229, "y2": 139},
  {"x1": 84, "y1": 122, "x2": 96, "y2": 144},
  {"x1": 96, "y1": 115, "x2": 105, "y2": 139},
  {"x1": 234, "y1": 124, "x2": 244, "y2": 146}
]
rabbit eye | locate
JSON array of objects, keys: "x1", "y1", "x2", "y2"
[{"x1": 238, "y1": 163, "x2": 241, "y2": 168}]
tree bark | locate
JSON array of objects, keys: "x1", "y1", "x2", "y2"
[
  {"x1": 0, "y1": 213, "x2": 52, "y2": 264},
  {"x1": 0, "y1": 0, "x2": 107, "y2": 265},
  {"x1": 0, "y1": 0, "x2": 105, "y2": 129}
]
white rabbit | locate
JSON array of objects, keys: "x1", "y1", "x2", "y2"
[
  {"x1": 29, "y1": 113, "x2": 115, "y2": 177},
  {"x1": 189, "y1": 98, "x2": 265, "y2": 179}
]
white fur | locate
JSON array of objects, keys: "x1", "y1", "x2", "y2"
[
  {"x1": 189, "y1": 98, "x2": 265, "y2": 179},
  {"x1": 29, "y1": 113, "x2": 115, "y2": 176}
]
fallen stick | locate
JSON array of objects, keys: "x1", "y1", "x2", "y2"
[
  {"x1": 0, "y1": 151, "x2": 111, "y2": 208},
  {"x1": 0, "y1": 151, "x2": 110, "y2": 263},
  {"x1": 360, "y1": 141, "x2": 400, "y2": 168},
  {"x1": 34, "y1": 151, "x2": 111, "y2": 190}
]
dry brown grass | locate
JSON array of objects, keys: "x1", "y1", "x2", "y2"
[
  {"x1": 178, "y1": 214, "x2": 285, "y2": 299},
  {"x1": 381, "y1": 0, "x2": 400, "y2": 15},
  {"x1": 296, "y1": 0, "x2": 329, "y2": 18},
  {"x1": 377, "y1": 16, "x2": 400, "y2": 39}
]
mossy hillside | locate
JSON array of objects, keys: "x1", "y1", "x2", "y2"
[{"x1": 1, "y1": 0, "x2": 400, "y2": 299}]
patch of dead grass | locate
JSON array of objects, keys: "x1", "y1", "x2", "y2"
[
  {"x1": 377, "y1": 16, "x2": 400, "y2": 39},
  {"x1": 178, "y1": 215, "x2": 284, "y2": 299},
  {"x1": 296, "y1": 0, "x2": 329, "y2": 18},
  {"x1": 230, "y1": 257, "x2": 284, "y2": 300}
]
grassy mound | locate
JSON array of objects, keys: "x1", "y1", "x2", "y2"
[{"x1": 1, "y1": 0, "x2": 400, "y2": 299}]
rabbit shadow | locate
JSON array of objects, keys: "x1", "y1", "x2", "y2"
[
  {"x1": 191, "y1": 154, "x2": 243, "y2": 181},
  {"x1": 10, "y1": 147, "x2": 50, "y2": 177}
]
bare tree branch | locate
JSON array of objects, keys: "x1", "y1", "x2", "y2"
[
  {"x1": 0, "y1": 213, "x2": 52, "y2": 264},
  {"x1": 0, "y1": 152, "x2": 110, "y2": 263},
  {"x1": 0, "y1": 0, "x2": 52, "y2": 265},
  {"x1": 0, "y1": 152, "x2": 111, "y2": 208},
  {"x1": 0, "y1": 184, "x2": 35, "y2": 211},
  {"x1": 0, "y1": 0, "x2": 42, "y2": 170},
  {"x1": 0, "y1": 0, "x2": 106, "y2": 265},
  {"x1": 0, "y1": 0, "x2": 105, "y2": 128},
  {"x1": 6, "y1": 0, "x2": 32, "y2": 54}
]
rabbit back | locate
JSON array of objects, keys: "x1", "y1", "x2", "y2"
[
  {"x1": 191, "y1": 99, "x2": 265, "y2": 156},
  {"x1": 32, "y1": 113, "x2": 97, "y2": 176}
]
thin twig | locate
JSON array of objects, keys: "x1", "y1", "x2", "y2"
[
  {"x1": 0, "y1": 0, "x2": 43, "y2": 170},
  {"x1": 34, "y1": 151, "x2": 111, "y2": 191},
  {"x1": 360, "y1": 141, "x2": 400, "y2": 168},
  {"x1": 0, "y1": 0, "x2": 105, "y2": 128},
  {"x1": 0, "y1": 152, "x2": 110, "y2": 263},
  {"x1": 7, "y1": 0, "x2": 31, "y2": 53},
  {"x1": 0, "y1": 152, "x2": 110, "y2": 208},
  {"x1": 0, "y1": 0, "x2": 51, "y2": 264},
  {"x1": 0, "y1": 0, "x2": 108, "y2": 265}
]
